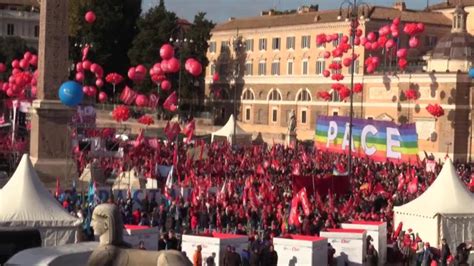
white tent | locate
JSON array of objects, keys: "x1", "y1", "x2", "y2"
[
  {"x1": 112, "y1": 168, "x2": 146, "y2": 191},
  {"x1": 0, "y1": 154, "x2": 81, "y2": 246},
  {"x1": 211, "y1": 115, "x2": 252, "y2": 144},
  {"x1": 394, "y1": 159, "x2": 474, "y2": 249}
]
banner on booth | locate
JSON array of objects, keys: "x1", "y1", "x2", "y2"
[{"x1": 315, "y1": 116, "x2": 418, "y2": 162}]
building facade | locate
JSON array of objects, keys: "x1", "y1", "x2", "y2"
[
  {"x1": 205, "y1": 2, "x2": 474, "y2": 161},
  {"x1": 0, "y1": 0, "x2": 39, "y2": 49}
]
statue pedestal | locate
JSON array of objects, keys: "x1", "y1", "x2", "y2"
[
  {"x1": 286, "y1": 132, "x2": 297, "y2": 148},
  {"x1": 29, "y1": 100, "x2": 77, "y2": 188}
]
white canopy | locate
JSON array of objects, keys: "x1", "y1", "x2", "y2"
[
  {"x1": 112, "y1": 168, "x2": 146, "y2": 191},
  {"x1": 211, "y1": 115, "x2": 252, "y2": 144},
  {"x1": 394, "y1": 159, "x2": 474, "y2": 248},
  {"x1": 0, "y1": 154, "x2": 81, "y2": 246}
]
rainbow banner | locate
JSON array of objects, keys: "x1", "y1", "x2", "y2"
[{"x1": 315, "y1": 116, "x2": 418, "y2": 162}]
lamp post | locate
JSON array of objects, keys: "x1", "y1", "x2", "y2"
[
  {"x1": 337, "y1": 0, "x2": 370, "y2": 177},
  {"x1": 230, "y1": 31, "x2": 245, "y2": 145}
]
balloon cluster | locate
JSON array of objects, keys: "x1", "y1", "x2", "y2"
[
  {"x1": 403, "y1": 88, "x2": 419, "y2": 101},
  {"x1": 0, "y1": 51, "x2": 38, "y2": 99},
  {"x1": 426, "y1": 104, "x2": 444, "y2": 118},
  {"x1": 137, "y1": 114, "x2": 154, "y2": 126},
  {"x1": 111, "y1": 105, "x2": 130, "y2": 122}
]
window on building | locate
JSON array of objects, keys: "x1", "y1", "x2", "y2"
[
  {"x1": 209, "y1": 41, "x2": 217, "y2": 53},
  {"x1": 271, "y1": 61, "x2": 280, "y2": 75},
  {"x1": 272, "y1": 109, "x2": 278, "y2": 122},
  {"x1": 316, "y1": 60, "x2": 325, "y2": 75},
  {"x1": 245, "y1": 39, "x2": 254, "y2": 52},
  {"x1": 287, "y1": 61, "x2": 293, "y2": 75},
  {"x1": 348, "y1": 60, "x2": 359, "y2": 74},
  {"x1": 272, "y1": 37, "x2": 281, "y2": 50},
  {"x1": 424, "y1": 36, "x2": 438, "y2": 47},
  {"x1": 245, "y1": 61, "x2": 253, "y2": 75},
  {"x1": 301, "y1": 35, "x2": 311, "y2": 49},
  {"x1": 7, "y1": 24, "x2": 14, "y2": 36},
  {"x1": 34, "y1": 25, "x2": 39, "y2": 38},
  {"x1": 286, "y1": 36, "x2": 295, "y2": 50},
  {"x1": 268, "y1": 89, "x2": 282, "y2": 101},
  {"x1": 297, "y1": 90, "x2": 312, "y2": 101},
  {"x1": 331, "y1": 90, "x2": 340, "y2": 102},
  {"x1": 245, "y1": 108, "x2": 251, "y2": 121},
  {"x1": 302, "y1": 60, "x2": 308, "y2": 75},
  {"x1": 259, "y1": 38, "x2": 267, "y2": 51},
  {"x1": 301, "y1": 110, "x2": 307, "y2": 124},
  {"x1": 332, "y1": 33, "x2": 343, "y2": 46},
  {"x1": 210, "y1": 63, "x2": 216, "y2": 75},
  {"x1": 242, "y1": 89, "x2": 255, "y2": 100},
  {"x1": 258, "y1": 61, "x2": 266, "y2": 75},
  {"x1": 333, "y1": 111, "x2": 339, "y2": 116},
  {"x1": 257, "y1": 109, "x2": 262, "y2": 123},
  {"x1": 221, "y1": 41, "x2": 230, "y2": 50}
]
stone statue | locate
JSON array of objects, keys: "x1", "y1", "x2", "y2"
[
  {"x1": 87, "y1": 204, "x2": 192, "y2": 266},
  {"x1": 288, "y1": 110, "x2": 297, "y2": 134}
]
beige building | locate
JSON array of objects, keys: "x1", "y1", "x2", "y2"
[
  {"x1": 206, "y1": 2, "x2": 474, "y2": 161},
  {"x1": 0, "y1": 0, "x2": 39, "y2": 49}
]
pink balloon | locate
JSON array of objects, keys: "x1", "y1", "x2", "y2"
[
  {"x1": 397, "y1": 48, "x2": 408, "y2": 58},
  {"x1": 213, "y1": 73, "x2": 219, "y2": 82},
  {"x1": 75, "y1": 72, "x2": 85, "y2": 82},
  {"x1": 6, "y1": 88, "x2": 13, "y2": 97},
  {"x1": 416, "y1": 23, "x2": 425, "y2": 33},
  {"x1": 0, "y1": 63, "x2": 6, "y2": 73},
  {"x1": 379, "y1": 25, "x2": 390, "y2": 36},
  {"x1": 393, "y1": 17, "x2": 401, "y2": 25},
  {"x1": 167, "y1": 57, "x2": 180, "y2": 73},
  {"x1": 90, "y1": 63, "x2": 100, "y2": 73},
  {"x1": 19, "y1": 59, "x2": 29, "y2": 69},
  {"x1": 367, "y1": 32, "x2": 376, "y2": 42},
  {"x1": 11, "y1": 59, "x2": 20, "y2": 69},
  {"x1": 135, "y1": 64, "x2": 146, "y2": 74},
  {"x1": 366, "y1": 64, "x2": 375, "y2": 73},
  {"x1": 356, "y1": 29, "x2": 363, "y2": 37},
  {"x1": 76, "y1": 62, "x2": 84, "y2": 72},
  {"x1": 135, "y1": 94, "x2": 148, "y2": 107},
  {"x1": 354, "y1": 37, "x2": 361, "y2": 46},
  {"x1": 160, "y1": 44, "x2": 175, "y2": 60},
  {"x1": 12, "y1": 68, "x2": 21, "y2": 75},
  {"x1": 323, "y1": 70, "x2": 330, "y2": 78},
  {"x1": 385, "y1": 39, "x2": 395, "y2": 49},
  {"x1": 89, "y1": 86, "x2": 97, "y2": 96},
  {"x1": 128, "y1": 67, "x2": 136, "y2": 80},
  {"x1": 161, "y1": 59, "x2": 170, "y2": 73},
  {"x1": 82, "y1": 86, "x2": 89, "y2": 94},
  {"x1": 392, "y1": 30, "x2": 399, "y2": 38},
  {"x1": 185, "y1": 58, "x2": 196, "y2": 71},
  {"x1": 323, "y1": 51, "x2": 331, "y2": 59},
  {"x1": 31, "y1": 78, "x2": 37, "y2": 86},
  {"x1": 98, "y1": 91, "x2": 107, "y2": 103},
  {"x1": 85, "y1": 11, "x2": 96, "y2": 24},
  {"x1": 161, "y1": 80, "x2": 171, "y2": 91},
  {"x1": 23, "y1": 51, "x2": 32, "y2": 61},
  {"x1": 153, "y1": 63, "x2": 163, "y2": 75},
  {"x1": 360, "y1": 37, "x2": 367, "y2": 45},
  {"x1": 31, "y1": 86, "x2": 37, "y2": 97},
  {"x1": 189, "y1": 61, "x2": 202, "y2": 77},
  {"x1": 409, "y1": 36, "x2": 420, "y2": 48},
  {"x1": 29, "y1": 55, "x2": 38, "y2": 66},
  {"x1": 341, "y1": 35, "x2": 349, "y2": 44},
  {"x1": 82, "y1": 60, "x2": 92, "y2": 70},
  {"x1": 343, "y1": 58, "x2": 352, "y2": 67},
  {"x1": 95, "y1": 78, "x2": 104, "y2": 88},
  {"x1": 371, "y1": 42, "x2": 379, "y2": 50}
]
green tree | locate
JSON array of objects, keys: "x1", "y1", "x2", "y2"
[
  {"x1": 69, "y1": 0, "x2": 141, "y2": 76},
  {"x1": 0, "y1": 37, "x2": 34, "y2": 66}
]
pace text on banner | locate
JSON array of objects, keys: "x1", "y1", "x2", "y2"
[{"x1": 314, "y1": 116, "x2": 418, "y2": 163}]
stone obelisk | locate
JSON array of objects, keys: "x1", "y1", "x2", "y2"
[{"x1": 30, "y1": 0, "x2": 77, "y2": 187}]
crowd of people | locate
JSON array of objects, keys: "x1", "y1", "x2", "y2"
[{"x1": 57, "y1": 130, "x2": 474, "y2": 265}]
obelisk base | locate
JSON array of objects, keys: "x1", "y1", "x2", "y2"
[{"x1": 29, "y1": 99, "x2": 77, "y2": 188}]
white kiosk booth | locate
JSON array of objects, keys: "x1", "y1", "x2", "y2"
[
  {"x1": 341, "y1": 221, "x2": 387, "y2": 266},
  {"x1": 320, "y1": 228, "x2": 367, "y2": 266},
  {"x1": 181, "y1": 233, "x2": 248, "y2": 265},
  {"x1": 273, "y1": 234, "x2": 328, "y2": 266},
  {"x1": 123, "y1": 225, "x2": 159, "y2": 250}
]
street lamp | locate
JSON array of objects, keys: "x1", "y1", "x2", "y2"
[
  {"x1": 230, "y1": 32, "x2": 245, "y2": 145},
  {"x1": 337, "y1": 0, "x2": 370, "y2": 177}
]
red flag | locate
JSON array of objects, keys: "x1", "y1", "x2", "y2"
[
  {"x1": 469, "y1": 174, "x2": 474, "y2": 192},
  {"x1": 0, "y1": 115, "x2": 5, "y2": 125},
  {"x1": 292, "y1": 161, "x2": 301, "y2": 176},
  {"x1": 288, "y1": 196, "x2": 301, "y2": 226},
  {"x1": 133, "y1": 129, "x2": 145, "y2": 148},
  {"x1": 408, "y1": 176, "x2": 418, "y2": 194},
  {"x1": 163, "y1": 91, "x2": 177, "y2": 112},
  {"x1": 120, "y1": 86, "x2": 137, "y2": 105},
  {"x1": 183, "y1": 119, "x2": 195, "y2": 144},
  {"x1": 297, "y1": 188, "x2": 311, "y2": 216},
  {"x1": 148, "y1": 93, "x2": 159, "y2": 109},
  {"x1": 256, "y1": 164, "x2": 265, "y2": 175},
  {"x1": 81, "y1": 44, "x2": 90, "y2": 61},
  {"x1": 165, "y1": 122, "x2": 181, "y2": 141}
]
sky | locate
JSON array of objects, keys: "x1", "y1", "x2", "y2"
[{"x1": 142, "y1": 0, "x2": 436, "y2": 23}]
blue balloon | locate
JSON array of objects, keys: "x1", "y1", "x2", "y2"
[
  {"x1": 469, "y1": 68, "x2": 474, "y2": 78},
  {"x1": 58, "y1": 81, "x2": 84, "y2": 107}
]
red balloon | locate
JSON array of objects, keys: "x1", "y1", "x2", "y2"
[
  {"x1": 31, "y1": 86, "x2": 37, "y2": 97},
  {"x1": 82, "y1": 60, "x2": 92, "y2": 70},
  {"x1": 75, "y1": 72, "x2": 85, "y2": 82},
  {"x1": 0, "y1": 63, "x2": 6, "y2": 73},
  {"x1": 185, "y1": 58, "x2": 197, "y2": 71},
  {"x1": 379, "y1": 25, "x2": 391, "y2": 36},
  {"x1": 367, "y1": 32, "x2": 376, "y2": 42},
  {"x1": 356, "y1": 29, "x2": 363, "y2": 37},
  {"x1": 135, "y1": 94, "x2": 148, "y2": 107},
  {"x1": 89, "y1": 86, "x2": 97, "y2": 96},
  {"x1": 392, "y1": 30, "x2": 399, "y2": 38},
  {"x1": 409, "y1": 36, "x2": 420, "y2": 48},
  {"x1": 90, "y1": 63, "x2": 100, "y2": 73},
  {"x1": 341, "y1": 35, "x2": 349, "y2": 44},
  {"x1": 398, "y1": 58, "x2": 408, "y2": 70},
  {"x1": 160, "y1": 44, "x2": 175, "y2": 60},
  {"x1": 371, "y1": 42, "x2": 379, "y2": 50},
  {"x1": 23, "y1": 51, "x2": 32, "y2": 61},
  {"x1": 85, "y1": 11, "x2": 96, "y2": 24},
  {"x1": 416, "y1": 23, "x2": 425, "y2": 33},
  {"x1": 385, "y1": 39, "x2": 395, "y2": 49},
  {"x1": 364, "y1": 42, "x2": 372, "y2": 51},
  {"x1": 397, "y1": 48, "x2": 408, "y2": 58},
  {"x1": 323, "y1": 51, "x2": 331, "y2": 59},
  {"x1": 153, "y1": 63, "x2": 163, "y2": 76},
  {"x1": 393, "y1": 17, "x2": 401, "y2": 25},
  {"x1": 76, "y1": 62, "x2": 84, "y2": 72},
  {"x1": 29, "y1": 55, "x2": 38, "y2": 66},
  {"x1": 128, "y1": 67, "x2": 136, "y2": 80},
  {"x1": 11, "y1": 59, "x2": 20, "y2": 69},
  {"x1": 322, "y1": 70, "x2": 330, "y2": 78},
  {"x1": 136, "y1": 64, "x2": 147, "y2": 74},
  {"x1": 96, "y1": 79, "x2": 104, "y2": 88},
  {"x1": 189, "y1": 61, "x2": 202, "y2": 77},
  {"x1": 213, "y1": 73, "x2": 219, "y2": 82},
  {"x1": 98, "y1": 92, "x2": 107, "y2": 103},
  {"x1": 161, "y1": 80, "x2": 171, "y2": 91},
  {"x1": 161, "y1": 59, "x2": 170, "y2": 73},
  {"x1": 360, "y1": 37, "x2": 367, "y2": 45},
  {"x1": 167, "y1": 57, "x2": 180, "y2": 73},
  {"x1": 343, "y1": 58, "x2": 352, "y2": 67},
  {"x1": 354, "y1": 37, "x2": 361, "y2": 46}
]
